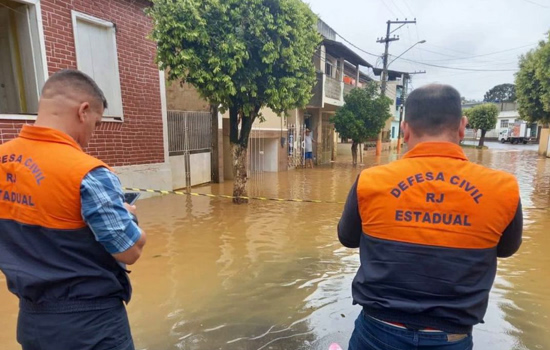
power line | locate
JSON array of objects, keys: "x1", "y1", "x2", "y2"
[
  {"x1": 427, "y1": 69, "x2": 507, "y2": 80},
  {"x1": 426, "y1": 43, "x2": 484, "y2": 56},
  {"x1": 418, "y1": 43, "x2": 537, "y2": 62},
  {"x1": 412, "y1": 49, "x2": 524, "y2": 65},
  {"x1": 333, "y1": 32, "x2": 532, "y2": 72},
  {"x1": 377, "y1": 0, "x2": 399, "y2": 18},
  {"x1": 406, "y1": 25, "x2": 423, "y2": 72},
  {"x1": 386, "y1": 41, "x2": 534, "y2": 71},
  {"x1": 400, "y1": 0, "x2": 416, "y2": 16},
  {"x1": 322, "y1": 18, "x2": 530, "y2": 75},
  {"x1": 519, "y1": 0, "x2": 550, "y2": 8},
  {"x1": 334, "y1": 33, "x2": 381, "y2": 58},
  {"x1": 389, "y1": 55, "x2": 518, "y2": 72},
  {"x1": 388, "y1": 0, "x2": 408, "y2": 18}
]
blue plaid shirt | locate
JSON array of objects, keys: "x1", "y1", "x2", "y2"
[{"x1": 80, "y1": 167, "x2": 142, "y2": 254}]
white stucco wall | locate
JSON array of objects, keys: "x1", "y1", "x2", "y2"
[
  {"x1": 114, "y1": 163, "x2": 172, "y2": 199},
  {"x1": 190, "y1": 152, "x2": 212, "y2": 185},
  {"x1": 170, "y1": 153, "x2": 212, "y2": 190}
]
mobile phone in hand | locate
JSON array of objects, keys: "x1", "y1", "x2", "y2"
[{"x1": 124, "y1": 192, "x2": 141, "y2": 205}]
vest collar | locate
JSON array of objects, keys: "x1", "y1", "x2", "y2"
[
  {"x1": 403, "y1": 142, "x2": 468, "y2": 161},
  {"x1": 19, "y1": 125, "x2": 82, "y2": 151}
]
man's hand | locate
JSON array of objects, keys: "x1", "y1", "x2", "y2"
[
  {"x1": 124, "y1": 203, "x2": 137, "y2": 214},
  {"x1": 124, "y1": 203, "x2": 139, "y2": 225}
]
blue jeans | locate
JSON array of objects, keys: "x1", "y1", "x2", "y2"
[{"x1": 348, "y1": 311, "x2": 473, "y2": 350}]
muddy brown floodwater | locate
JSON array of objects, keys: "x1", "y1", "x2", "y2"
[{"x1": 0, "y1": 145, "x2": 549, "y2": 350}]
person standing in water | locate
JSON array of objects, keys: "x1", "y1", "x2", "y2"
[
  {"x1": 338, "y1": 84, "x2": 522, "y2": 350},
  {"x1": 0, "y1": 69, "x2": 146, "y2": 350},
  {"x1": 304, "y1": 128, "x2": 316, "y2": 168}
]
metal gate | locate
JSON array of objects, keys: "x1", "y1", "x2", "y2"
[
  {"x1": 167, "y1": 111, "x2": 212, "y2": 191},
  {"x1": 320, "y1": 124, "x2": 334, "y2": 164},
  {"x1": 249, "y1": 128, "x2": 266, "y2": 174},
  {"x1": 287, "y1": 123, "x2": 306, "y2": 168}
]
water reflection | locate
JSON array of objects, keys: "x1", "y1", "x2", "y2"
[{"x1": 0, "y1": 147, "x2": 548, "y2": 350}]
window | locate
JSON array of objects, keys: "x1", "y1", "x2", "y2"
[
  {"x1": 325, "y1": 62, "x2": 333, "y2": 78},
  {"x1": 500, "y1": 120, "x2": 509, "y2": 128},
  {"x1": 0, "y1": 0, "x2": 47, "y2": 116},
  {"x1": 72, "y1": 11, "x2": 123, "y2": 119},
  {"x1": 392, "y1": 126, "x2": 396, "y2": 139}
]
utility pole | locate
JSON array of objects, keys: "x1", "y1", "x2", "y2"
[
  {"x1": 375, "y1": 19, "x2": 417, "y2": 156},
  {"x1": 397, "y1": 70, "x2": 425, "y2": 153}
]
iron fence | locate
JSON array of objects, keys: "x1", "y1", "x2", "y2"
[
  {"x1": 167, "y1": 111, "x2": 212, "y2": 156},
  {"x1": 287, "y1": 124, "x2": 306, "y2": 168}
]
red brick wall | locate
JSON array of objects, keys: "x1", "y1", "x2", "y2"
[
  {"x1": 0, "y1": 121, "x2": 34, "y2": 145},
  {"x1": 0, "y1": 0, "x2": 164, "y2": 167}
]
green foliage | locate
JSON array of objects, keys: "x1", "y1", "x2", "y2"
[
  {"x1": 515, "y1": 33, "x2": 550, "y2": 126},
  {"x1": 464, "y1": 104, "x2": 499, "y2": 131},
  {"x1": 483, "y1": 84, "x2": 516, "y2": 102},
  {"x1": 330, "y1": 82, "x2": 393, "y2": 143},
  {"x1": 146, "y1": 0, "x2": 321, "y2": 119}
]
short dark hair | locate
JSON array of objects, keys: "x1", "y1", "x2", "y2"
[
  {"x1": 41, "y1": 69, "x2": 108, "y2": 109},
  {"x1": 405, "y1": 84, "x2": 462, "y2": 136}
]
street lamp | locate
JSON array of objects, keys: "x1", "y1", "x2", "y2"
[{"x1": 388, "y1": 40, "x2": 426, "y2": 67}]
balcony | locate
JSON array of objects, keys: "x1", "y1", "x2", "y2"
[
  {"x1": 343, "y1": 83, "x2": 355, "y2": 97},
  {"x1": 325, "y1": 76, "x2": 342, "y2": 101},
  {"x1": 308, "y1": 74, "x2": 364, "y2": 108}
]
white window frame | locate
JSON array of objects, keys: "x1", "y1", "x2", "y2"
[
  {"x1": 325, "y1": 61, "x2": 333, "y2": 78},
  {"x1": 500, "y1": 119, "x2": 509, "y2": 128},
  {"x1": 0, "y1": 0, "x2": 48, "y2": 121},
  {"x1": 71, "y1": 10, "x2": 123, "y2": 122}
]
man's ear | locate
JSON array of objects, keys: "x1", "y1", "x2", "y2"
[
  {"x1": 459, "y1": 116, "x2": 468, "y2": 140},
  {"x1": 78, "y1": 102, "x2": 91, "y2": 123},
  {"x1": 402, "y1": 121, "x2": 411, "y2": 143}
]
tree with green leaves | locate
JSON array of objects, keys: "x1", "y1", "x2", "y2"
[
  {"x1": 465, "y1": 104, "x2": 499, "y2": 148},
  {"x1": 515, "y1": 34, "x2": 550, "y2": 127},
  {"x1": 331, "y1": 83, "x2": 392, "y2": 165},
  {"x1": 483, "y1": 83, "x2": 516, "y2": 102},
  {"x1": 147, "y1": 0, "x2": 321, "y2": 203}
]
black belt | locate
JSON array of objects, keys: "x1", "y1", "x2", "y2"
[{"x1": 20, "y1": 297, "x2": 122, "y2": 314}]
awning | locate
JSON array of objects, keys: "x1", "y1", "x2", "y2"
[
  {"x1": 372, "y1": 68, "x2": 410, "y2": 80},
  {"x1": 323, "y1": 39, "x2": 372, "y2": 68}
]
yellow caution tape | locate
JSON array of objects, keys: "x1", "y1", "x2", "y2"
[
  {"x1": 122, "y1": 187, "x2": 547, "y2": 210},
  {"x1": 122, "y1": 187, "x2": 345, "y2": 204}
]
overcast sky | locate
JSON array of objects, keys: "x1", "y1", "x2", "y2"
[{"x1": 307, "y1": 0, "x2": 550, "y2": 100}]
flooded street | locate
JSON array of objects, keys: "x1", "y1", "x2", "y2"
[{"x1": 1, "y1": 145, "x2": 549, "y2": 350}]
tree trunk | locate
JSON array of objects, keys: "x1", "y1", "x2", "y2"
[
  {"x1": 351, "y1": 141, "x2": 358, "y2": 165},
  {"x1": 229, "y1": 104, "x2": 259, "y2": 204},
  {"x1": 232, "y1": 143, "x2": 248, "y2": 204},
  {"x1": 478, "y1": 130, "x2": 487, "y2": 148},
  {"x1": 210, "y1": 104, "x2": 221, "y2": 183}
]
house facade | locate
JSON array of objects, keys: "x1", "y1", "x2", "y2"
[
  {"x1": 463, "y1": 102, "x2": 540, "y2": 141},
  {"x1": 163, "y1": 18, "x2": 375, "y2": 186},
  {"x1": 294, "y1": 19, "x2": 374, "y2": 165},
  {"x1": 0, "y1": 0, "x2": 171, "y2": 194}
]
